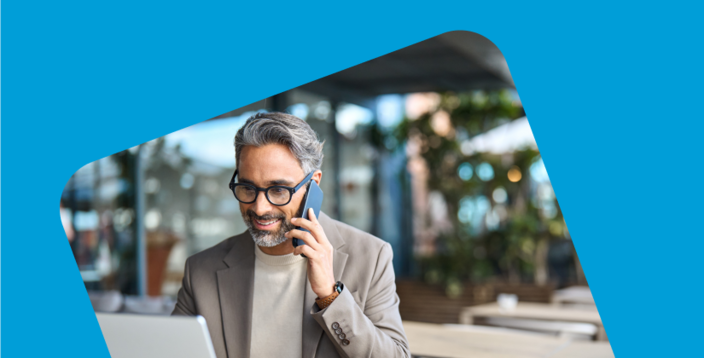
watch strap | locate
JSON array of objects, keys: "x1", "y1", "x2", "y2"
[{"x1": 315, "y1": 281, "x2": 343, "y2": 310}]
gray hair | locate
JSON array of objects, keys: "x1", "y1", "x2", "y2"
[{"x1": 234, "y1": 112, "x2": 324, "y2": 174}]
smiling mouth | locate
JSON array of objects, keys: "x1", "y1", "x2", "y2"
[{"x1": 254, "y1": 218, "x2": 281, "y2": 229}]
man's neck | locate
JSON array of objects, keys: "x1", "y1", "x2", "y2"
[{"x1": 258, "y1": 237, "x2": 295, "y2": 256}]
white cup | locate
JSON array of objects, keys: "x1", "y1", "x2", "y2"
[{"x1": 497, "y1": 293, "x2": 518, "y2": 312}]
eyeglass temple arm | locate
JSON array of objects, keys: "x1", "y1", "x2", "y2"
[
  {"x1": 229, "y1": 170, "x2": 238, "y2": 189},
  {"x1": 293, "y1": 171, "x2": 316, "y2": 191}
]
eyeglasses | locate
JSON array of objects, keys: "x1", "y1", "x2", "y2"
[{"x1": 229, "y1": 170, "x2": 315, "y2": 206}]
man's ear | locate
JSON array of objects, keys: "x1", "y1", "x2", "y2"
[{"x1": 312, "y1": 170, "x2": 322, "y2": 185}]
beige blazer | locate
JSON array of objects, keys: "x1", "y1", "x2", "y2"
[{"x1": 172, "y1": 212, "x2": 410, "y2": 358}]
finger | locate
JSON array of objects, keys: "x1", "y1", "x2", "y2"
[
  {"x1": 293, "y1": 243, "x2": 316, "y2": 258},
  {"x1": 308, "y1": 207, "x2": 319, "y2": 223},
  {"x1": 307, "y1": 208, "x2": 332, "y2": 248},
  {"x1": 292, "y1": 209, "x2": 330, "y2": 247},
  {"x1": 294, "y1": 243, "x2": 330, "y2": 264},
  {"x1": 286, "y1": 229, "x2": 321, "y2": 249},
  {"x1": 291, "y1": 216, "x2": 322, "y2": 244},
  {"x1": 291, "y1": 216, "x2": 314, "y2": 232}
]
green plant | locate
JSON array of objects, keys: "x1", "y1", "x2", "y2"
[{"x1": 381, "y1": 90, "x2": 568, "y2": 296}]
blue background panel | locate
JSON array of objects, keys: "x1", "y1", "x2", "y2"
[{"x1": 3, "y1": 1, "x2": 704, "y2": 357}]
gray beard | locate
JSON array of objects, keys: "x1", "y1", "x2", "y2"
[{"x1": 242, "y1": 210, "x2": 296, "y2": 248}]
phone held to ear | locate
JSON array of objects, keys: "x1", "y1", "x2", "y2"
[{"x1": 293, "y1": 180, "x2": 324, "y2": 253}]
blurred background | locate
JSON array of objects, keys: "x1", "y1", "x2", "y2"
[{"x1": 62, "y1": 31, "x2": 609, "y2": 355}]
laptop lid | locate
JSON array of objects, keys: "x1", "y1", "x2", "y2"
[{"x1": 96, "y1": 313, "x2": 217, "y2": 358}]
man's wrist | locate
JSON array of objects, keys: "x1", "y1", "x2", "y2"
[
  {"x1": 317, "y1": 288, "x2": 334, "y2": 298},
  {"x1": 315, "y1": 280, "x2": 338, "y2": 298},
  {"x1": 315, "y1": 281, "x2": 343, "y2": 309}
]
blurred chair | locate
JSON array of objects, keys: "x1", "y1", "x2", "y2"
[{"x1": 88, "y1": 290, "x2": 124, "y2": 313}]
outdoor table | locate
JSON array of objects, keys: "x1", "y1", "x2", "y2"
[
  {"x1": 403, "y1": 321, "x2": 614, "y2": 358},
  {"x1": 549, "y1": 341, "x2": 615, "y2": 358},
  {"x1": 459, "y1": 302, "x2": 607, "y2": 341}
]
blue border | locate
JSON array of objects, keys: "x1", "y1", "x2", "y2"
[{"x1": 4, "y1": 1, "x2": 704, "y2": 357}]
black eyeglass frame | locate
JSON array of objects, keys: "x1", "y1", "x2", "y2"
[{"x1": 228, "y1": 170, "x2": 316, "y2": 206}]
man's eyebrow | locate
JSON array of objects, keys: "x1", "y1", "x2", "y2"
[
  {"x1": 238, "y1": 177, "x2": 295, "y2": 186},
  {"x1": 266, "y1": 179, "x2": 295, "y2": 186},
  {"x1": 237, "y1": 177, "x2": 255, "y2": 184}
]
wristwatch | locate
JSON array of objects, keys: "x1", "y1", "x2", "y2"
[{"x1": 316, "y1": 281, "x2": 344, "y2": 310}]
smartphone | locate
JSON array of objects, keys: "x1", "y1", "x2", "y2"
[{"x1": 292, "y1": 180, "x2": 324, "y2": 250}]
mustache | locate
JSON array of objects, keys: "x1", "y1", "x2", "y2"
[{"x1": 245, "y1": 210, "x2": 286, "y2": 222}]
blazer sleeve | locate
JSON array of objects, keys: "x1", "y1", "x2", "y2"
[
  {"x1": 171, "y1": 257, "x2": 196, "y2": 316},
  {"x1": 310, "y1": 242, "x2": 410, "y2": 358}
]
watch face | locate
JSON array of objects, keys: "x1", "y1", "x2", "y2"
[{"x1": 335, "y1": 281, "x2": 343, "y2": 293}]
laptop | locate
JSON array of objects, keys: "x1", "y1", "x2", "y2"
[{"x1": 96, "y1": 313, "x2": 217, "y2": 358}]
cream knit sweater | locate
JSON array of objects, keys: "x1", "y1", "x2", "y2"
[{"x1": 250, "y1": 245, "x2": 308, "y2": 358}]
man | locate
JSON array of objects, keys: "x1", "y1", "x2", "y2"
[{"x1": 172, "y1": 112, "x2": 410, "y2": 358}]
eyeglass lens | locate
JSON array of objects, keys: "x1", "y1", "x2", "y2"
[{"x1": 234, "y1": 185, "x2": 291, "y2": 205}]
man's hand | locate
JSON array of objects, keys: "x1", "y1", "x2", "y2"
[{"x1": 286, "y1": 208, "x2": 336, "y2": 299}]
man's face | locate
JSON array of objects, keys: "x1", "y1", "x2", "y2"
[{"x1": 237, "y1": 143, "x2": 319, "y2": 248}]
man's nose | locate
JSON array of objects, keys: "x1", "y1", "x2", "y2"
[{"x1": 250, "y1": 191, "x2": 274, "y2": 216}]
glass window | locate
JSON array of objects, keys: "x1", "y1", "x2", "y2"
[{"x1": 62, "y1": 151, "x2": 140, "y2": 294}]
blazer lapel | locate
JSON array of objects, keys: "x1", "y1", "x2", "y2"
[
  {"x1": 217, "y1": 233, "x2": 255, "y2": 358},
  {"x1": 302, "y1": 212, "x2": 349, "y2": 358},
  {"x1": 319, "y1": 212, "x2": 349, "y2": 281}
]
